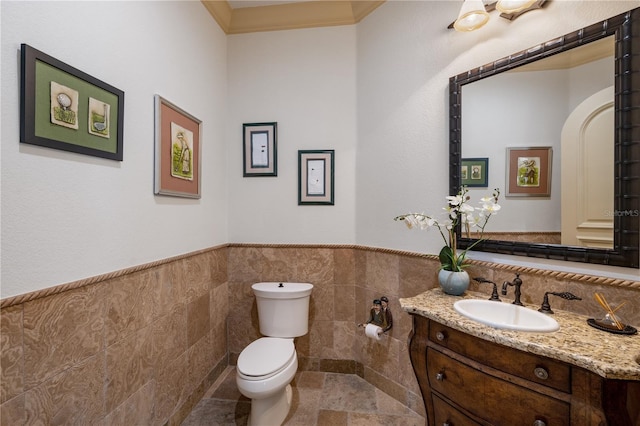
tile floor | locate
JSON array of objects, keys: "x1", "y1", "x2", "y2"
[{"x1": 181, "y1": 367, "x2": 425, "y2": 426}]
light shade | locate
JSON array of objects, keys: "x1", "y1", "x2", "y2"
[
  {"x1": 453, "y1": 0, "x2": 490, "y2": 32},
  {"x1": 496, "y1": 0, "x2": 537, "y2": 14}
]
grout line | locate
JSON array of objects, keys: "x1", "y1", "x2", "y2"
[{"x1": 202, "y1": 365, "x2": 235, "y2": 399}]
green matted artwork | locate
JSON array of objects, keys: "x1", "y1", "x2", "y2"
[
  {"x1": 20, "y1": 44, "x2": 124, "y2": 160},
  {"x1": 461, "y1": 158, "x2": 488, "y2": 187}
]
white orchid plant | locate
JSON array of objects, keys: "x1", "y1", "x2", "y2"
[{"x1": 394, "y1": 186, "x2": 501, "y2": 272}]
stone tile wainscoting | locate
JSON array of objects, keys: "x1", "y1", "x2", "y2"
[
  {"x1": 225, "y1": 246, "x2": 433, "y2": 417},
  {"x1": 0, "y1": 248, "x2": 230, "y2": 426},
  {"x1": 2, "y1": 244, "x2": 639, "y2": 424}
]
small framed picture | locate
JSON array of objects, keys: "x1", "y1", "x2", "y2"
[
  {"x1": 154, "y1": 95, "x2": 202, "y2": 198},
  {"x1": 20, "y1": 44, "x2": 124, "y2": 160},
  {"x1": 506, "y1": 147, "x2": 552, "y2": 197},
  {"x1": 461, "y1": 158, "x2": 489, "y2": 187},
  {"x1": 298, "y1": 150, "x2": 334, "y2": 205},
  {"x1": 243, "y1": 122, "x2": 277, "y2": 177}
]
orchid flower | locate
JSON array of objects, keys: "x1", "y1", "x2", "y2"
[{"x1": 394, "y1": 186, "x2": 501, "y2": 272}]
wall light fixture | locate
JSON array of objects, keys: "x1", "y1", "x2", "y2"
[{"x1": 450, "y1": 0, "x2": 546, "y2": 32}]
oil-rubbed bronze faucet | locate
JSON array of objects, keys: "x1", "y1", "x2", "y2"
[
  {"x1": 473, "y1": 277, "x2": 501, "y2": 301},
  {"x1": 501, "y1": 273, "x2": 523, "y2": 306}
]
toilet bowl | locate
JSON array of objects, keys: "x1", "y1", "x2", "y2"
[
  {"x1": 236, "y1": 337, "x2": 298, "y2": 399},
  {"x1": 236, "y1": 282, "x2": 313, "y2": 426},
  {"x1": 236, "y1": 338, "x2": 298, "y2": 425}
]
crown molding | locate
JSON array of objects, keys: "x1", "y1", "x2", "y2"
[{"x1": 201, "y1": 0, "x2": 385, "y2": 34}]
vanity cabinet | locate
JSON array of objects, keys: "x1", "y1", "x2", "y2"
[{"x1": 409, "y1": 315, "x2": 640, "y2": 426}]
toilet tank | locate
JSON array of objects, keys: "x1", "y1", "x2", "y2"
[{"x1": 252, "y1": 282, "x2": 313, "y2": 338}]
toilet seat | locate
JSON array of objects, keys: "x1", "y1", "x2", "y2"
[{"x1": 237, "y1": 338, "x2": 295, "y2": 381}]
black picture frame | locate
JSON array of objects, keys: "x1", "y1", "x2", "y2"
[
  {"x1": 298, "y1": 150, "x2": 334, "y2": 205},
  {"x1": 461, "y1": 157, "x2": 489, "y2": 187},
  {"x1": 20, "y1": 43, "x2": 125, "y2": 161},
  {"x1": 243, "y1": 122, "x2": 277, "y2": 177}
]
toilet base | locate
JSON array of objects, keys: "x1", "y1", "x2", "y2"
[{"x1": 248, "y1": 384, "x2": 293, "y2": 426}]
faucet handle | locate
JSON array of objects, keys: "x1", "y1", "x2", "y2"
[
  {"x1": 554, "y1": 292, "x2": 582, "y2": 301},
  {"x1": 538, "y1": 291, "x2": 582, "y2": 314},
  {"x1": 473, "y1": 277, "x2": 501, "y2": 301}
]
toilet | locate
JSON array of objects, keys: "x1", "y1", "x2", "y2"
[{"x1": 236, "y1": 282, "x2": 313, "y2": 426}]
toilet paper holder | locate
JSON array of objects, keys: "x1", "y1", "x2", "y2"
[{"x1": 358, "y1": 296, "x2": 393, "y2": 337}]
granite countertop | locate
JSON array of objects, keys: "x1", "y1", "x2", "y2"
[{"x1": 400, "y1": 288, "x2": 640, "y2": 381}]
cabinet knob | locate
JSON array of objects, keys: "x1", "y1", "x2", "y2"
[
  {"x1": 534, "y1": 367, "x2": 549, "y2": 380},
  {"x1": 435, "y1": 370, "x2": 446, "y2": 381},
  {"x1": 443, "y1": 423, "x2": 451, "y2": 426},
  {"x1": 436, "y1": 331, "x2": 447, "y2": 341},
  {"x1": 533, "y1": 420, "x2": 547, "y2": 426}
]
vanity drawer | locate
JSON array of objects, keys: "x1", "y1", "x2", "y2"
[
  {"x1": 432, "y1": 394, "x2": 483, "y2": 426},
  {"x1": 428, "y1": 322, "x2": 571, "y2": 393},
  {"x1": 427, "y1": 348, "x2": 570, "y2": 426}
]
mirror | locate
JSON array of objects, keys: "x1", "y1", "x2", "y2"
[
  {"x1": 449, "y1": 8, "x2": 639, "y2": 268},
  {"x1": 463, "y1": 37, "x2": 614, "y2": 248}
]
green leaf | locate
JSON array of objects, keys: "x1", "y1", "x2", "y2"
[{"x1": 439, "y1": 246, "x2": 454, "y2": 271}]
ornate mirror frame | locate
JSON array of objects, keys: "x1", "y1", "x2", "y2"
[{"x1": 449, "y1": 8, "x2": 639, "y2": 268}]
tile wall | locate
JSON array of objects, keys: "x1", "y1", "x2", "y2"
[
  {"x1": 464, "y1": 262, "x2": 640, "y2": 327},
  {"x1": 1, "y1": 248, "x2": 229, "y2": 426},
  {"x1": 225, "y1": 246, "x2": 437, "y2": 417},
  {"x1": 2, "y1": 244, "x2": 638, "y2": 424}
]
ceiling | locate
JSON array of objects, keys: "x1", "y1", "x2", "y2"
[
  {"x1": 512, "y1": 36, "x2": 614, "y2": 73},
  {"x1": 201, "y1": 0, "x2": 385, "y2": 34},
  {"x1": 227, "y1": 0, "x2": 314, "y2": 8}
]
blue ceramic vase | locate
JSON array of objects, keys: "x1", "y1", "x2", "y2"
[{"x1": 438, "y1": 269, "x2": 470, "y2": 296}]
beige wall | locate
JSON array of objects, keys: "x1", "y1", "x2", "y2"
[{"x1": 2, "y1": 245, "x2": 639, "y2": 424}]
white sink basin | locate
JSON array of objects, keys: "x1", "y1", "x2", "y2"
[{"x1": 453, "y1": 299, "x2": 559, "y2": 332}]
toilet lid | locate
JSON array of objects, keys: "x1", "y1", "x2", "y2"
[{"x1": 237, "y1": 338, "x2": 295, "y2": 378}]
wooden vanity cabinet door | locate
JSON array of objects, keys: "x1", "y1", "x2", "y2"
[{"x1": 427, "y1": 348, "x2": 570, "y2": 426}]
